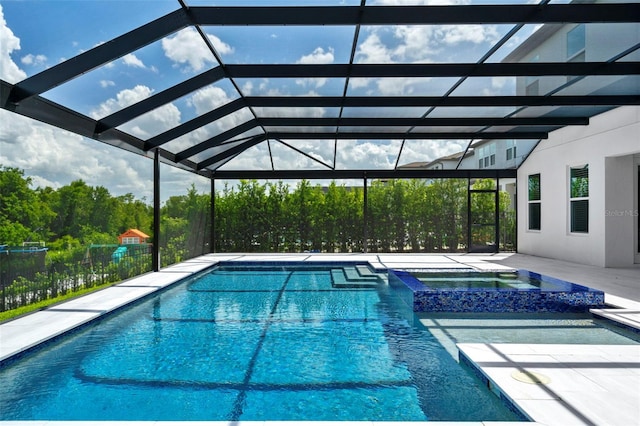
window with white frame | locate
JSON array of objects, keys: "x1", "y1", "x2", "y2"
[
  {"x1": 506, "y1": 140, "x2": 517, "y2": 161},
  {"x1": 122, "y1": 236, "x2": 140, "y2": 244},
  {"x1": 570, "y1": 165, "x2": 589, "y2": 233},
  {"x1": 528, "y1": 173, "x2": 541, "y2": 230}
]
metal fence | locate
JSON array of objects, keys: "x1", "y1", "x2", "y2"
[{"x1": 0, "y1": 245, "x2": 152, "y2": 313}]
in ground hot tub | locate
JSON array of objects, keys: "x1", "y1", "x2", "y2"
[{"x1": 389, "y1": 270, "x2": 605, "y2": 313}]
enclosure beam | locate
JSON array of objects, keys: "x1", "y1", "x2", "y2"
[
  {"x1": 258, "y1": 117, "x2": 588, "y2": 127},
  {"x1": 264, "y1": 131, "x2": 548, "y2": 141},
  {"x1": 222, "y1": 62, "x2": 640, "y2": 79},
  {"x1": 208, "y1": 169, "x2": 517, "y2": 180},
  {"x1": 190, "y1": 4, "x2": 640, "y2": 25},
  {"x1": 243, "y1": 95, "x2": 640, "y2": 108}
]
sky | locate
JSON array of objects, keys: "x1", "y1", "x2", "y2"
[{"x1": 0, "y1": 0, "x2": 545, "y2": 203}]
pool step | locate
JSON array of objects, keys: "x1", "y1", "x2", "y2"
[
  {"x1": 355, "y1": 264, "x2": 387, "y2": 283},
  {"x1": 331, "y1": 267, "x2": 380, "y2": 288}
]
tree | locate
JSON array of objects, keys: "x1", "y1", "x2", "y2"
[
  {"x1": 51, "y1": 180, "x2": 93, "y2": 240},
  {"x1": 0, "y1": 166, "x2": 53, "y2": 245},
  {"x1": 265, "y1": 181, "x2": 289, "y2": 251}
]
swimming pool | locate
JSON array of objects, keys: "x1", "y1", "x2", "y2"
[{"x1": 0, "y1": 263, "x2": 523, "y2": 422}]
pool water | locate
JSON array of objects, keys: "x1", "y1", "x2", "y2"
[
  {"x1": 0, "y1": 265, "x2": 522, "y2": 422},
  {"x1": 410, "y1": 271, "x2": 589, "y2": 291},
  {"x1": 417, "y1": 312, "x2": 640, "y2": 360}
]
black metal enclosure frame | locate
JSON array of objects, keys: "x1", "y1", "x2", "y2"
[{"x1": 1, "y1": 2, "x2": 639, "y2": 269}]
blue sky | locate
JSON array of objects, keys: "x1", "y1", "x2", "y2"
[{"x1": 0, "y1": 0, "x2": 545, "y2": 202}]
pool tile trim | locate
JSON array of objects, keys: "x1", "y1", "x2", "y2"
[{"x1": 389, "y1": 269, "x2": 606, "y2": 313}]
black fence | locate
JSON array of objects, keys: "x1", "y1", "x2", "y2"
[{"x1": 0, "y1": 245, "x2": 152, "y2": 313}]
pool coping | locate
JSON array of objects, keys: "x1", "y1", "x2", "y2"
[{"x1": 0, "y1": 252, "x2": 638, "y2": 425}]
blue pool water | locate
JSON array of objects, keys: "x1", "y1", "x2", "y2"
[{"x1": 0, "y1": 264, "x2": 523, "y2": 422}]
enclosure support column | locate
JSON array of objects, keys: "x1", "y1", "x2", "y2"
[
  {"x1": 495, "y1": 176, "x2": 501, "y2": 252},
  {"x1": 153, "y1": 149, "x2": 161, "y2": 272},
  {"x1": 467, "y1": 178, "x2": 472, "y2": 252},
  {"x1": 210, "y1": 178, "x2": 215, "y2": 253},
  {"x1": 363, "y1": 173, "x2": 368, "y2": 253},
  {"x1": 514, "y1": 176, "x2": 518, "y2": 253}
]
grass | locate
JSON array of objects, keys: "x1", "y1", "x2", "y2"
[{"x1": 0, "y1": 282, "x2": 115, "y2": 323}]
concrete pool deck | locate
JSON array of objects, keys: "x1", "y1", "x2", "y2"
[{"x1": 0, "y1": 252, "x2": 638, "y2": 426}]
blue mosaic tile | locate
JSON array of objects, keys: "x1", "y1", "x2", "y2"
[{"x1": 389, "y1": 270, "x2": 605, "y2": 313}]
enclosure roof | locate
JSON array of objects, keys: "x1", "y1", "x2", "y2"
[{"x1": 1, "y1": 0, "x2": 639, "y2": 180}]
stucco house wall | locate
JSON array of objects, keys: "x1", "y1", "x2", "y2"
[{"x1": 517, "y1": 105, "x2": 640, "y2": 267}]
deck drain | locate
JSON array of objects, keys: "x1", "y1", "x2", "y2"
[{"x1": 511, "y1": 370, "x2": 551, "y2": 385}]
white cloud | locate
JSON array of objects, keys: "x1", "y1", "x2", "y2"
[
  {"x1": 0, "y1": 110, "x2": 153, "y2": 197},
  {"x1": 437, "y1": 25, "x2": 501, "y2": 46},
  {"x1": 241, "y1": 80, "x2": 254, "y2": 95},
  {"x1": 89, "y1": 85, "x2": 181, "y2": 139},
  {"x1": 376, "y1": 77, "x2": 419, "y2": 96},
  {"x1": 271, "y1": 140, "x2": 334, "y2": 169},
  {"x1": 297, "y1": 47, "x2": 334, "y2": 65},
  {"x1": 397, "y1": 140, "x2": 466, "y2": 166},
  {"x1": 100, "y1": 80, "x2": 115, "y2": 88},
  {"x1": 89, "y1": 85, "x2": 154, "y2": 119},
  {"x1": 162, "y1": 27, "x2": 232, "y2": 72},
  {"x1": 0, "y1": 4, "x2": 27, "y2": 83},
  {"x1": 296, "y1": 47, "x2": 335, "y2": 89},
  {"x1": 355, "y1": 33, "x2": 394, "y2": 64},
  {"x1": 122, "y1": 53, "x2": 146, "y2": 68},
  {"x1": 21, "y1": 53, "x2": 47, "y2": 66},
  {"x1": 336, "y1": 140, "x2": 402, "y2": 169},
  {"x1": 189, "y1": 86, "x2": 232, "y2": 116}
]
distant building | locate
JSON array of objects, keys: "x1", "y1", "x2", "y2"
[
  {"x1": 398, "y1": 150, "x2": 473, "y2": 171},
  {"x1": 117, "y1": 229, "x2": 150, "y2": 245}
]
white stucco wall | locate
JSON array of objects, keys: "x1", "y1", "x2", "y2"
[{"x1": 517, "y1": 106, "x2": 640, "y2": 267}]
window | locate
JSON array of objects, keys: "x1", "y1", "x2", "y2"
[
  {"x1": 570, "y1": 165, "x2": 589, "y2": 233},
  {"x1": 477, "y1": 143, "x2": 496, "y2": 169},
  {"x1": 526, "y1": 79, "x2": 539, "y2": 96},
  {"x1": 528, "y1": 174, "x2": 541, "y2": 230},
  {"x1": 123, "y1": 236, "x2": 140, "y2": 244},
  {"x1": 506, "y1": 140, "x2": 516, "y2": 161},
  {"x1": 567, "y1": 24, "x2": 586, "y2": 59}
]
